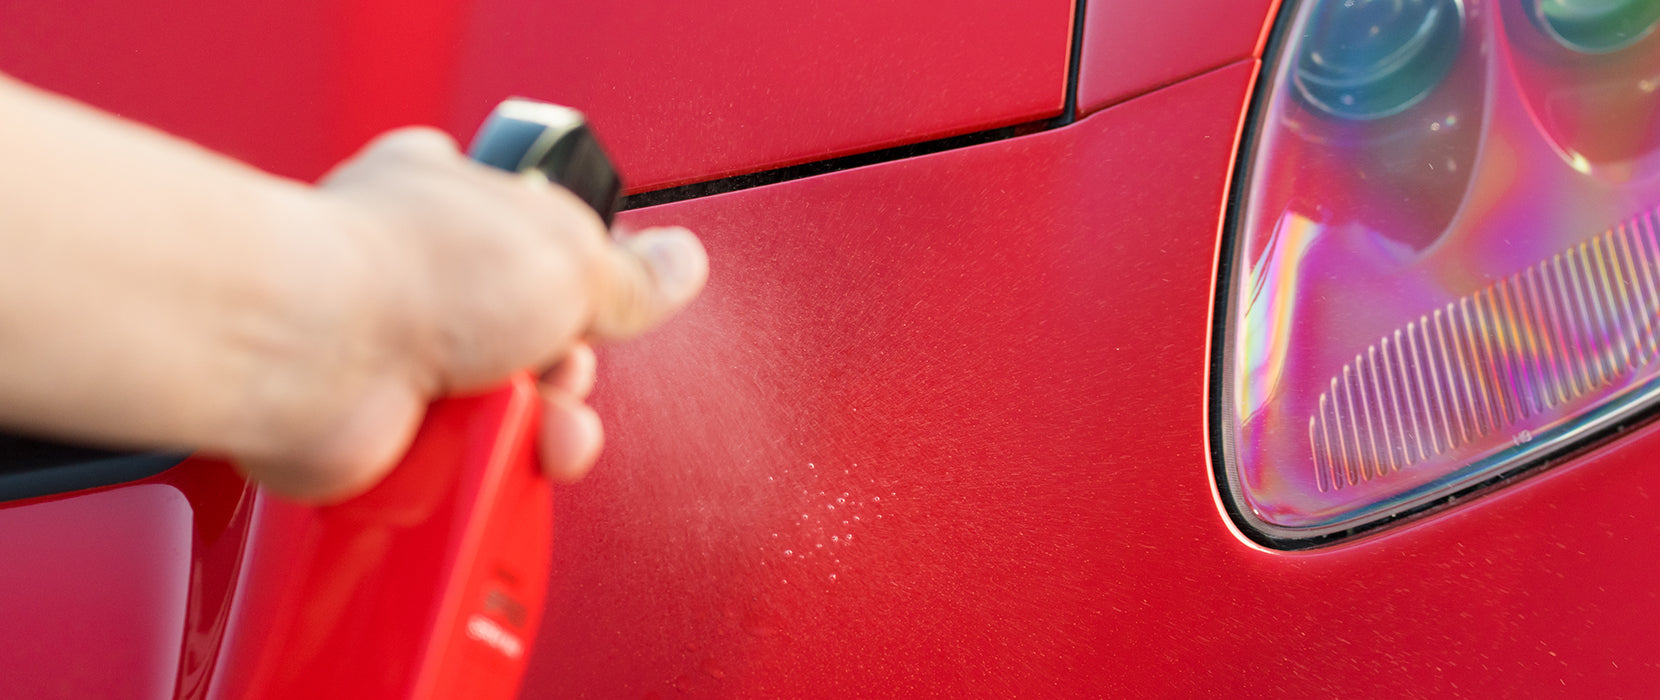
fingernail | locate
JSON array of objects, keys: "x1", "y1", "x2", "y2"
[{"x1": 638, "y1": 227, "x2": 708, "y2": 302}]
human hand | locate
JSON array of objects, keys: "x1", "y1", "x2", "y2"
[{"x1": 236, "y1": 128, "x2": 706, "y2": 502}]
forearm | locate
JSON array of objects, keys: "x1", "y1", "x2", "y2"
[
  {"x1": 0, "y1": 73, "x2": 705, "y2": 501},
  {"x1": 0, "y1": 74, "x2": 397, "y2": 461}
]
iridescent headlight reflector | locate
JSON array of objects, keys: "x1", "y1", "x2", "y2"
[{"x1": 1217, "y1": 0, "x2": 1660, "y2": 544}]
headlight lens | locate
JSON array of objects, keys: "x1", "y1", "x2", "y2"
[
  {"x1": 1534, "y1": 0, "x2": 1660, "y2": 53},
  {"x1": 1217, "y1": 0, "x2": 1660, "y2": 545},
  {"x1": 1294, "y1": 0, "x2": 1465, "y2": 119}
]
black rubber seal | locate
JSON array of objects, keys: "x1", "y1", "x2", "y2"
[
  {"x1": 0, "y1": 435, "x2": 183, "y2": 503},
  {"x1": 623, "y1": 0, "x2": 1091, "y2": 210}
]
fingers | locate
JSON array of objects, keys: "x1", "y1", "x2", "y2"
[
  {"x1": 360, "y1": 126, "x2": 462, "y2": 164},
  {"x1": 316, "y1": 125, "x2": 706, "y2": 488},
  {"x1": 335, "y1": 127, "x2": 708, "y2": 347},
  {"x1": 538, "y1": 385, "x2": 604, "y2": 484},
  {"x1": 540, "y1": 227, "x2": 703, "y2": 482},
  {"x1": 588, "y1": 226, "x2": 708, "y2": 341},
  {"x1": 540, "y1": 342, "x2": 596, "y2": 398},
  {"x1": 320, "y1": 127, "x2": 463, "y2": 188},
  {"x1": 536, "y1": 343, "x2": 601, "y2": 483}
]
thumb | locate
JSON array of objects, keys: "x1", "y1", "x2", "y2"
[{"x1": 589, "y1": 226, "x2": 708, "y2": 340}]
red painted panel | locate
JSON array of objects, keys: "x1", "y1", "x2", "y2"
[
  {"x1": 526, "y1": 61, "x2": 1660, "y2": 697},
  {"x1": 0, "y1": 461, "x2": 251, "y2": 699},
  {"x1": 0, "y1": 485, "x2": 192, "y2": 699},
  {"x1": 443, "y1": 1, "x2": 1074, "y2": 192},
  {"x1": 528, "y1": 62, "x2": 1259, "y2": 697},
  {"x1": 3, "y1": 1, "x2": 1653, "y2": 695},
  {"x1": 0, "y1": 1, "x2": 1072, "y2": 192},
  {"x1": 0, "y1": 1, "x2": 353, "y2": 181},
  {"x1": 1076, "y1": 0, "x2": 1280, "y2": 117}
]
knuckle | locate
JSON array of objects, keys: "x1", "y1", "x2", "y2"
[{"x1": 369, "y1": 127, "x2": 459, "y2": 164}]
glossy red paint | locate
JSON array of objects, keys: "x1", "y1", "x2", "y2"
[
  {"x1": 1, "y1": 1, "x2": 1657, "y2": 697},
  {"x1": 0, "y1": 1, "x2": 1072, "y2": 193},
  {"x1": 206, "y1": 375, "x2": 549, "y2": 700},
  {"x1": 442, "y1": 0, "x2": 1075, "y2": 192},
  {"x1": 1075, "y1": 0, "x2": 1280, "y2": 116},
  {"x1": 0, "y1": 374, "x2": 549, "y2": 700},
  {"x1": 0, "y1": 1, "x2": 353, "y2": 181},
  {"x1": 532, "y1": 58, "x2": 1660, "y2": 695},
  {"x1": 0, "y1": 459, "x2": 252, "y2": 700},
  {"x1": 523, "y1": 62, "x2": 1258, "y2": 697}
]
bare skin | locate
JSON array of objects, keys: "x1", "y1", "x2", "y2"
[{"x1": 0, "y1": 74, "x2": 708, "y2": 502}]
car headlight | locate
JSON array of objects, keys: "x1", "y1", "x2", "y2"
[{"x1": 1216, "y1": 0, "x2": 1660, "y2": 546}]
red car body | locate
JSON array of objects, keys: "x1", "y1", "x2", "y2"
[{"x1": 3, "y1": 0, "x2": 1657, "y2": 697}]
